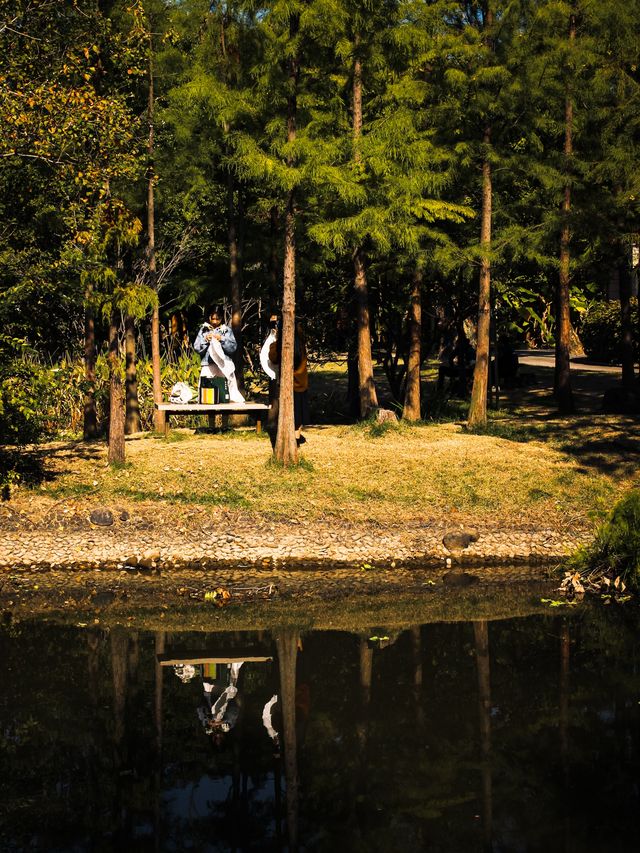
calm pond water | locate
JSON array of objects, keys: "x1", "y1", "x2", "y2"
[{"x1": 1, "y1": 606, "x2": 640, "y2": 852}]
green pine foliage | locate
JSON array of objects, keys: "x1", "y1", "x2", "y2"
[{"x1": 1, "y1": 0, "x2": 639, "y2": 448}]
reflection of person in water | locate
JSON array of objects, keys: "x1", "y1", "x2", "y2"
[
  {"x1": 262, "y1": 693, "x2": 280, "y2": 754},
  {"x1": 173, "y1": 661, "x2": 244, "y2": 741},
  {"x1": 198, "y1": 662, "x2": 244, "y2": 738},
  {"x1": 171, "y1": 654, "x2": 308, "y2": 758}
]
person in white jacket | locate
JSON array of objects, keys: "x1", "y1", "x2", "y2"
[{"x1": 193, "y1": 307, "x2": 245, "y2": 403}]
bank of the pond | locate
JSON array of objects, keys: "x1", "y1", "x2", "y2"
[
  {"x1": 0, "y1": 502, "x2": 587, "y2": 572},
  {"x1": 0, "y1": 561, "x2": 562, "y2": 630},
  {"x1": 2, "y1": 418, "x2": 628, "y2": 577}
]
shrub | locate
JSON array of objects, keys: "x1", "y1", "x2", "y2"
[
  {"x1": 3, "y1": 345, "x2": 253, "y2": 438},
  {"x1": 581, "y1": 298, "x2": 639, "y2": 364},
  {"x1": 571, "y1": 490, "x2": 640, "y2": 590},
  {"x1": 0, "y1": 358, "x2": 53, "y2": 445},
  {"x1": 0, "y1": 356, "x2": 55, "y2": 494}
]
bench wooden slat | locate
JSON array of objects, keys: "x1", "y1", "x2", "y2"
[
  {"x1": 157, "y1": 403, "x2": 269, "y2": 413},
  {"x1": 159, "y1": 655, "x2": 273, "y2": 666}
]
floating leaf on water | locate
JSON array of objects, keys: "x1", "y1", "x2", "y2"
[{"x1": 204, "y1": 587, "x2": 231, "y2": 604}]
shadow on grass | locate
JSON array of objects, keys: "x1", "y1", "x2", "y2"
[
  {"x1": 113, "y1": 486, "x2": 251, "y2": 509},
  {"x1": 467, "y1": 413, "x2": 640, "y2": 479},
  {"x1": 1, "y1": 441, "x2": 103, "y2": 498},
  {"x1": 0, "y1": 448, "x2": 49, "y2": 497},
  {"x1": 309, "y1": 367, "x2": 356, "y2": 424}
]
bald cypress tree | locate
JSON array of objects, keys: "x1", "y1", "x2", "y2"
[
  {"x1": 309, "y1": 0, "x2": 472, "y2": 420},
  {"x1": 505, "y1": 0, "x2": 640, "y2": 410},
  {"x1": 555, "y1": 5, "x2": 577, "y2": 414},
  {"x1": 230, "y1": 1, "x2": 341, "y2": 462}
]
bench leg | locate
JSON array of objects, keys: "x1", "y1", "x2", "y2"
[
  {"x1": 207, "y1": 413, "x2": 216, "y2": 431},
  {"x1": 256, "y1": 417, "x2": 262, "y2": 435},
  {"x1": 164, "y1": 414, "x2": 170, "y2": 437}
]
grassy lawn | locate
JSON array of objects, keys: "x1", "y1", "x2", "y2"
[
  {"x1": 5, "y1": 359, "x2": 638, "y2": 530},
  {"x1": 15, "y1": 416, "x2": 634, "y2": 529}
]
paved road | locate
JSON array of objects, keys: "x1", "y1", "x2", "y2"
[{"x1": 517, "y1": 349, "x2": 623, "y2": 375}]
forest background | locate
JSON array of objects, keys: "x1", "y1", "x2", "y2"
[{"x1": 0, "y1": 0, "x2": 639, "y2": 473}]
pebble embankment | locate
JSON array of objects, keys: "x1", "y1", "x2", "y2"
[{"x1": 0, "y1": 501, "x2": 590, "y2": 572}]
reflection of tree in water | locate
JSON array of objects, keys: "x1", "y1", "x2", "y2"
[
  {"x1": 0, "y1": 622, "x2": 157, "y2": 849},
  {"x1": 154, "y1": 631, "x2": 165, "y2": 853},
  {"x1": 277, "y1": 629, "x2": 301, "y2": 852},
  {"x1": 473, "y1": 620, "x2": 493, "y2": 852},
  {"x1": 3, "y1": 612, "x2": 640, "y2": 850}
]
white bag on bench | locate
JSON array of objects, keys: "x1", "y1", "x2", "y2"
[{"x1": 169, "y1": 382, "x2": 195, "y2": 404}]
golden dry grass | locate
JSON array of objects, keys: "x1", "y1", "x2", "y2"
[{"x1": 17, "y1": 416, "x2": 636, "y2": 530}]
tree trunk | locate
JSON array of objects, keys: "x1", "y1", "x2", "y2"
[
  {"x1": 619, "y1": 253, "x2": 635, "y2": 389},
  {"x1": 148, "y1": 42, "x2": 165, "y2": 434},
  {"x1": 555, "y1": 12, "x2": 576, "y2": 414},
  {"x1": 228, "y1": 171, "x2": 244, "y2": 389},
  {"x1": 83, "y1": 286, "x2": 98, "y2": 440},
  {"x1": 151, "y1": 304, "x2": 164, "y2": 432},
  {"x1": 275, "y1": 191, "x2": 299, "y2": 466},
  {"x1": 352, "y1": 47, "x2": 378, "y2": 419},
  {"x1": 269, "y1": 205, "x2": 280, "y2": 307},
  {"x1": 468, "y1": 126, "x2": 492, "y2": 429},
  {"x1": 354, "y1": 248, "x2": 379, "y2": 418},
  {"x1": 125, "y1": 315, "x2": 141, "y2": 434},
  {"x1": 274, "y1": 14, "x2": 300, "y2": 466},
  {"x1": 108, "y1": 311, "x2": 125, "y2": 465},
  {"x1": 403, "y1": 268, "x2": 423, "y2": 421}
]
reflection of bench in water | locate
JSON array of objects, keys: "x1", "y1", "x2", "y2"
[
  {"x1": 157, "y1": 645, "x2": 273, "y2": 666},
  {"x1": 156, "y1": 402, "x2": 270, "y2": 436}
]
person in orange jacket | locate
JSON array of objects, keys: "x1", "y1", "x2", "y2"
[{"x1": 266, "y1": 317, "x2": 309, "y2": 447}]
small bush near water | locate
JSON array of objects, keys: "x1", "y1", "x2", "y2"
[
  {"x1": 571, "y1": 490, "x2": 640, "y2": 590},
  {"x1": 581, "y1": 298, "x2": 639, "y2": 364}
]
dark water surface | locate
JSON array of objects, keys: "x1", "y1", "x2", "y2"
[{"x1": 1, "y1": 606, "x2": 640, "y2": 852}]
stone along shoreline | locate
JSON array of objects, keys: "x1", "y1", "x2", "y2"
[{"x1": 0, "y1": 501, "x2": 589, "y2": 572}]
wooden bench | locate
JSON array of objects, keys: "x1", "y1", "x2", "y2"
[{"x1": 156, "y1": 402, "x2": 270, "y2": 435}]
